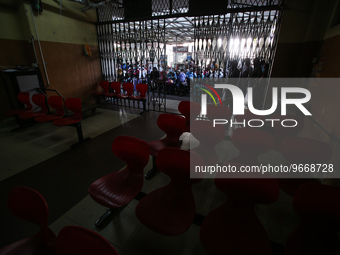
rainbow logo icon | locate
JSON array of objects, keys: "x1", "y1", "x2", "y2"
[{"x1": 199, "y1": 83, "x2": 222, "y2": 106}]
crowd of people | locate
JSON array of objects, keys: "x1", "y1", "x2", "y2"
[{"x1": 115, "y1": 57, "x2": 270, "y2": 96}]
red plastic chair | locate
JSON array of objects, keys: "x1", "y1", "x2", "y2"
[
  {"x1": 88, "y1": 136, "x2": 149, "y2": 228},
  {"x1": 35, "y1": 96, "x2": 65, "y2": 123},
  {"x1": 52, "y1": 98, "x2": 90, "y2": 148},
  {"x1": 285, "y1": 183, "x2": 340, "y2": 255},
  {"x1": 92, "y1": 81, "x2": 108, "y2": 96},
  {"x1": 135, "y1": 148, "x2": 204, "y2": 235},
  {"x1": 206, "y1": 104, "x2": 232, "y2": 122},
  {"x1": 110, "y1": 81, "x2": 121, "y2": 96},
  {"x1": 4, "y1": 92, "x2": 33, "y2": 117},
  {"x1": 200, "y1": 166, "x2": 280, "y2": 255},
  {"x1": 110, "y1": 81, "x2": 122, "y2": 105},
  {"x1": 234, "y1": 109, "x2": 265, "y2": 127},
  {"x1": 229, "y1": 127, "x2": 273, "y2": 165},
  {"x1": 130, "y1": 83, "x2": 148, "y2": 100},
  {"x1": 93, "y1": 81, "x2": 107, "y2": 103},
  {"x1": 0, "y1": 187, "x2": 57, "y2": 255},
  {"x1": 278, "y1": 136, "x2": 332, "y2": 197},
  {"x1": 130, "y1": 83, "x2": 148, "y2": 112},
  {"x1": 55, "y1": 226, "x2": 119, "y2": 255},
  {"x1": 190, "y1": 120, "x2": 226, "y2": 165},
  {"x1": 145, "y1": 113, "x2": 186, "y2": 179},
  {"x1": 116, "y1": 82, "x2": 134, "y2": 106},
  {"x1": 18, "y1": 94, "x2": 48, "y2": 120},
  {"x1": 178, "y1": 101, "x2": 201, "y2": 132},
  {"x1": 271, "y1": 114, "x2": 304, "y2": 150},
  {"x1": 93, "y1": 81, "x2": 114, "y2": 104}
]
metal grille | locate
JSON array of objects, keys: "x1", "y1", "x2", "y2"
[
  {"x1": 230, "y1": 0, "x2": 281, "y2": 8},
  {"x1": 97, "y1": 19, "x2": 167, "y2": 111},
  {"x1": 98, "y1": 19, "x2": 166, "y2": 79},
  {"x1": 172, "y1": 0, "x2": 189, "y2": 14},
  {"x1": 97, "y1": 0, "x2": 124, "y2": 22},
  {"x1": 152, "y1": 0, "x2": 170, "y2": 16},
  {"x1": 97, "y1": 0, "x2": 283, "y2": 111},
  {"x1": 193, "y1": 9, "x2": 282, "y2": 76},
  {"x1": 152, "y1": 0, "x2": 189, "y2": 16}
]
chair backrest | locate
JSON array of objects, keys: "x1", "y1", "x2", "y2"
[
  {"x1": 8, "y1": 186, "x2": 49, "y2": 231},
  {"x1": 157, "y1": 113, "x2": 185, "y2": 146},
  {"x1": 122, "y1": 82, "x2": 134, "y2": 96},
  {"x1": 280, "y1": 136, "x2": 332, "y2": 164},
  {"x1": 235, "y1": 109, "x2": 265, "y2": 122},
  {"x1": 48, "y1": 96, "x2": 65, "y2": 117},
  {"x1": 110, "y1": 82, "x2": 121, "y2": 95},
  {"x1": 56, "y1": 226, "x2": 119, "y2": 255},
  {"x1": 65, "y1": 98, "x2": 82, "y2": 120},
  {"x1": 136, "y1": 83, "x2": 148, "y2": 97},
  {"x1": 206, "y1": 104, "x2": 231, "y2": 121},
  {"x1": 178, "y1": 101, "x2": 201, "y2": 123},
  {"x1": 32, "y1": 94, "x2": 48, "y2": 114},
  {"x1": 191, "y1": 120, "x2": 226, "y2": 147},
  {"x1": 271, "y1": 114, "x2": 304, "y2": 135},
  {"x1": 156, "y1": 148, "x2": 204, "y2": 185},
  {"x1": 232, "y1": 127, "x2": 273, "y2": 152},
  {"x1": 112, "y1": 135, "x2": 149, "y2": 170},
  {"x1": 100, "y1": 81, "x2": 110, "y2": 93},
  {"x1": 18, "y1": 92, "x2": 33, "y2": 111}
]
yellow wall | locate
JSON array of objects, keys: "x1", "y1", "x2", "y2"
[
  {"x1": 23, "y1": 1, "x2": 98, "y2": 45},
  {"x1": 0, "y1": 0, "x2": 102, "y2": 119}
]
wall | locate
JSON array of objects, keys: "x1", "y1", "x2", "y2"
[
  {"x1": 271, "y1": 0, "x2": 332, "y2": 77},
  {"x1": 0, "y1": 1, "x2": 33, "y2": 66},
  {"x1": 271, "y1": 0, "x2": 340, "y2": 185},
  {"x1": 0, "y1": 0, "x2": 102, "y2": 119},
  {"x1": 300, "y1": 17, "x2": 340, "y2": 185}
]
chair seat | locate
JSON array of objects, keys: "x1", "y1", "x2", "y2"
[
  {"x1": 53, "y1": 116, "x2": 80, "y2": 126},
  {"x1": 4, "y1": 92, "x2": 33, "y2": 117},
  {"x1": 104, "y1": 92, "x2": 116, "y2": 97},
  {"x1": 136, "y1": 185, "x2": 196, "y2": 235},
  {"x1": 117, "y1": 94, "x2": 129, "y2": 99},
  {"x1": 130, "y1": 95, "x2": 146, "y2": 100},
  {"x1": 19, "y1": 111, "x2": 46, "y2": 120},
  {"x1": 35, "y1": 113, "x2": 63, "y2": 123},
  {"x1": 89, "y1": 171, "x2": 144, "y2": 208},
  {"x1": 149, "y1": 140, "x2": 180, "y2": 157}
]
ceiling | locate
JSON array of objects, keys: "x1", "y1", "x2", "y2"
[
  {"x1": 68, "y1": 0, "x2": 279, "y2": 44},
  {"x1": 161, "y1": 17, "x2": 194, "y2": 44}
]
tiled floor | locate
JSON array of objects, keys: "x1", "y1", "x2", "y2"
[
  {"x1": 0, "y1": 103, "x2": 299, "y2": 254},
  {"x1": 0, "y1": 108, "x2": 138, "y2": 181}
]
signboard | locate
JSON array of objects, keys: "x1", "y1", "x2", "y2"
[{"x1": 173, "y1": 46, "x2": 189, "y2": 53}]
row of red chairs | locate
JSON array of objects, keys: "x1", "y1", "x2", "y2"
[
  {"x1": 2, "y1": 116, "x2": 337, "y2": 255},
  {"x1": 0, "y1": 186, "x2": 119, "y2": 255},
  {"x1": 4, "y1": 92, "x2": 90, "y2": 148},
  {"x1": 87, "y1": 132, "x2": 339, "y2": 255},
  {"x1": 3, "y1": 99, "x2": 336, "y2": 254},
  {"x1": 93, "y1": 81, "x2": 148, "y2": 112}
]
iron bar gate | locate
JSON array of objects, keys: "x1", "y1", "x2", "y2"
[
  {"x1": 193, "y1": 1, "x2": 283, "y2": 109},
  {"x1": 97, "y1": 18, "x2": 167, "y2": 111},
  {"x1": 96, "y1": 0, "x2": 284, "y2": 112}
]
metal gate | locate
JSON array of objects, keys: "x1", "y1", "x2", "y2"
[
  {"x1": 97, "y1": 2, "x2": 168, "y2": 111},
  {"x1": 192, "y1": 1, "x2": 284, "y2": 108},
  {"x1": 193, "y1": 9, "x2": 282, "y2": 77},
  {"x1": 96, "y1": 0, "x2": 284, "y2": 111}
]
